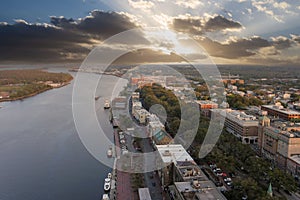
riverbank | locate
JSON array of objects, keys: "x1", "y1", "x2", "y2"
[
  {"x1": 0, "y1": 69, "x2": 73, "y2": 102},
  {"x1": 0, "y1": 82, "x2": 71, "y2": 102}
]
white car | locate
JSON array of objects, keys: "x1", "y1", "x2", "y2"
[{"x1": 224, "y1": 178, "x2": 232, "y2": 182}]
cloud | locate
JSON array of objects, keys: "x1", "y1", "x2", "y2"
[
  {"x1": 175, "y1": 0, "x2": 203, "y2": 9},
  {"x1": 204, "y1": 15, "x2": 242, "y2": 32},
  {"x1": 258, "y1": 46, "x2": 279, "y2": 56},
  {"x1": 171, "y1": 15, "x2": 242, "y2": 35},
  {"x1": 197, "y1": 36, "x2": 270, "y2": 59},
  {"x1": 250, "y1": 0, "x2": 296, "y2": 22},
  {"x1": 172, "y1": 16, "x2": 203, "y2": 35},
  {"x1": 50, "y1": 10, "x2": 138, "y2": 40},
  {"x1": 271, "y1": 36, "x2": 293, "y2": 50},
  {"x1": 128, "y1": 0, "x2": 155, "y2": 10},
  {"x1": 112, "y1": 48, "x2": 186, "y2": 64},
  {"x1": 291, "y1": 34, "x2": 300, "y2": 44},
  {"x1": 0, "y1": 11, "x2": 139, "y2": 63},
  {"x1": 273, "y1": 1, "x2": 290, "y2": 9}
]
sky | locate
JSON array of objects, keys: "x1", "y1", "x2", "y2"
[{"x1": 0, "y1": 0, "x2": 300, "y2": 66}]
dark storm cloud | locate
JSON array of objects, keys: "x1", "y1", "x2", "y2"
[
  {"x1": 171, "y1": 15, "x2": 242, "y2": 35},
  {"x1": 293, "y1": 35, "x2": 300, "y2": 44},
  {"x1": 172, "y1": 17, "x2": 203, "y2": 35},
  {"x1": 271, "y1": 36, "x2": 293, "y2": 50},
  {"x1": 0, "y1": 21, "x2": 91, "y2": 63},
  {"x1": 50, "y1": 10, "x2": 138, "y2": 40},
  {"x1": 112, "y1": 49, "x2": 186, "y2": 65},
  {"x1": 197, "y1": 37, "x2": 271, "y2": 59},
  {"x1": 204, "y1": 15, "x2": 242, "y2": 32},
  {"x1": 0, "y1": 11, "x2": 139, "y2": 63}
]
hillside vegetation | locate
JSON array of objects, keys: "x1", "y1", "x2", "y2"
[{"x1": 0, "y1": 69, "x2": 73, "y2": 101}]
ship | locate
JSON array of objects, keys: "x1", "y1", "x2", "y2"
[
  {"x1": 104, "y1": 178, "x2": 111, "y2": 192},
  {"x1": 107, "y1": 146, "x2": 113, "y2": 158},
  {"x1": 104, "y1": 99, "x2": 110, "y2": 109}
]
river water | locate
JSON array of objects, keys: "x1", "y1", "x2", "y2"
[{"x1": 0, "y1": 70, "x2": 127, "y2": 200}]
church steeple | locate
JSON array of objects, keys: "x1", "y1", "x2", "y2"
[{"x1": 267, "y1": 182, "x2": 273, "y2": 197}]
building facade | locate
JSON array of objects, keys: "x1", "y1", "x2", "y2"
[
  {"x1": 211, "y1": 109, "x2": 259, "y2": 144},
  {"x1": 261, "y1": 104, "x2": 300, "y2": 121},
  {"x1": 258, "y1": 118, "x2": 300, "y2": 175}
]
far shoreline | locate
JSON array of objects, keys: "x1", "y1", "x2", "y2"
[
  {"x1": 0, "y1": 81, "x2": 72, "y2": 103},
  {"x1": 0, "y1": 69, "x2": 73, "y2": 103}
]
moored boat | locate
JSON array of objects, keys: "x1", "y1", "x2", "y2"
[
  {"x1": 107, "y1": 146, "x2": 113, "y2": 157},
  {"x1": 104, "y1": 178, "x2": 111, "y2": 192},
  {"x1": 104, "y1": 99, "x2": 110, "y2": 109}
]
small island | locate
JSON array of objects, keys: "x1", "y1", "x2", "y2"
[{"x1": 0, "y1": 69, "x2": 73, "y2": 102}]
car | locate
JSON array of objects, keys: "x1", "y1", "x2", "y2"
[
  {"x1": 120, "y1": 139, "x2": 126, "y2": 144},
  {"x1": 222, "y1": 173, "x2": 228, "y2": 177},
  {"x1": 217, "y1": 172, "x2": 223, "y2": 176},
  {"x1": 224, "y1": 177, "x2": 232, "y2": 182},
  {"x1": 209, "y1": 164, "x2": 217, "y2": 169},
  {"x1": 213, "y1": 168, "x2": 221, "y2": 172},
  {"x1": 226, "y1": 182, "x2": 233, "y2": 187}
]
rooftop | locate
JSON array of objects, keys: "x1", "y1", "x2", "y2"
[
  {"x1": 176, "y1": 161, "x2": 207, "y2": 181},
  {"x1": 196, "y1": 100, "x2": 218, "y2": 105},
  {"x1": 262, "y1": 105, "x2": 300, "y2": 115},
  {"x1": 156, "y1": 144, "x2": 194, "y2": 164},
  {"x1": 174, "y1": 181, "x2": 226, "y2": 200},
  {"x1": 289, "y1": 155, "x2": 300, "y2": 164}
]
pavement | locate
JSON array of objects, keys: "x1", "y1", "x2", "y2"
[
  {"x1": 113, "y1": 128, "x2": 134, "y2": 200},
  {"x1": 111, "y1": 94, "x2": 165, "y2": 200}
]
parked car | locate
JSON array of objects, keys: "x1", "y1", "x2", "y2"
[
  {"x1": 209, "y1": 163, "x2": 217, "y2": 169},
  {"x1": 224, "y1": 177, "x2": 232, "y2": 182}
]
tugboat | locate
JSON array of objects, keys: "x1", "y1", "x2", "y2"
[
  {"x1": 104, "y1": 178, "x2": 111, "y2": 192},
  {"x1": 107, "y1": 146, "x2": 113, "y2": 158},
  {"x1": 104, "y1": 99, "x2": 110, "y2": 109}
]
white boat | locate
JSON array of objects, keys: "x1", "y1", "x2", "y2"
[
  {"x1": 102, "y1": 194, "x2": 110, "y2": 200},
  {"x1": 107, "y1": 173, "x2": 112, "y2": 179},
  {"x1": 104, "y1": 99, "x2": 110, "y2": 109},
  {"x1": 107, "y1": 146, "x2": 113, "y2": 158},
  {"x1": 104, "y1": 178, "x2": 111, "y2": 192}
]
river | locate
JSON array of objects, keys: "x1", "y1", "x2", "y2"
[{"x1": 0, "y1": 70, "x2": 127, "y2": 200}]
